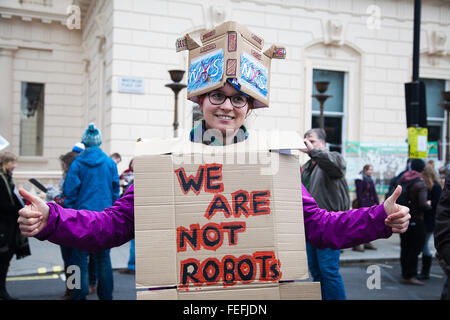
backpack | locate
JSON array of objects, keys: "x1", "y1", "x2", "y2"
[
  {"x1": 395, "y1": 178, "x2": 421, "y2": 207},
  {"x1": 385, "y1": 173, "x2": 403, "y2": 199}
]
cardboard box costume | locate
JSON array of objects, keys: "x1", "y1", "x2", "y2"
[
  {"x1": 176, "y1": 21, "x2": 286, "y2": 108},
  {"x1": 133, "y1": 21, "x2": 320, "y2": 299}
]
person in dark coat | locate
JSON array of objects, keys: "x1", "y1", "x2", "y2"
[
  {"x1": 353, "y1": 164, "x2": 379, "y2": 252},
  {"x1": 0, "y1": 151, "x2": 31, "y2": 300},
  {"x1": 417, "y1": 163, "x2": 442, "y2": 280},
  {"x1": 434, "y1": 169, "x2": 450, "y2": 299},
  {"x1": 400, "y1": 159, "x2": 432, "y2": 286}
]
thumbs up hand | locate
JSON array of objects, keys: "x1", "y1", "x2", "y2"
[
  {"x1": 17, "y1": 188, "x2": 50, "y2": 237},
  {"x1": 383, "y1": 185, "x2": 411, "y2": 233}
]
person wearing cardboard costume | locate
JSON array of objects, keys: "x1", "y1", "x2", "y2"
[{"x1": 16, "y1": 22, "x2": 410, "y2": 291}]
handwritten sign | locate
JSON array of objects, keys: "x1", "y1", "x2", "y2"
[
  {"x1": 133, "y1": 149, "x2": 313, "y2": 299},
  {"x1": 239, "y1": 52, "x2": 268, "y2": 98},
  {"x1": 174, "y1": 163, "x2": 281, "y2": 289}
]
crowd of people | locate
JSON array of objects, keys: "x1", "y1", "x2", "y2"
[
  {"x1": 0, "y1": 124, "x2": 135, "y2": 300},
  {"x1": 1, "y1": 109, "x2": 448, "y2": 301},
  {"x1": 7, "y1": 80, "x2": 411, "y2": 302},
  {"x1": 1, "y1": 86, "x2": 449, "y2": 300}
]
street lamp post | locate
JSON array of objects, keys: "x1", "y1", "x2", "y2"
[
  {"x1": 312, "y1": 81, "x2": 332, "y2": 130},
  {"x1": 165, "y1": 70, "x2": 187, "y2": 138},
  {"x1": 439, "y1": 91, "x2": 450, "y2": 166}
]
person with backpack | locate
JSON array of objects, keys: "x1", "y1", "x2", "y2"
[
  {"x1": 385, "y1": 158, "x2": 411, "y2": 200},
  {"x1": 399, "y1": 159, "x2": 432, "y2": 285},
  {"x1": 416, "y1": 163, "x2": 442, "y2": 280}
]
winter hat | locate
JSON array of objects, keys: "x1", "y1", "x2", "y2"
[
  {"x1": 72, "y1": 142, "x2": 85, "y2": 153},
  {"x1": 410, "y1": 159, "x2": 425, "y2": 173},
  {"x1": 81, "y1": 123, "x2": 102, "y2": 148}
]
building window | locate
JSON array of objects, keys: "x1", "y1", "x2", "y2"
[
  {"x1": 20, "y1": 82, "x2": 44, "y2": 156},
  {"x1": 421, "y1": 78, "x2": 447, "y2": 160},
  {"x1": 311, "y1": 69, "x2": 345, "y2": 153}
]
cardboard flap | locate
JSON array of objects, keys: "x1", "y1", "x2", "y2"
[
  {"x1": 200, "y1": 21, "x2": 264, "y2": 50},
  {"x1": 175, "y1": 34, "x2": 200, "y2": 52},
  {"x1": 134, "y1": 131, "x2": 304, "y2": 156},
  {"x1": 263, "y1": 45, "x2": 287, "y2": 59}
]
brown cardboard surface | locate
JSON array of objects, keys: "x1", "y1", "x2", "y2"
[
  {"x1": 133, "y1": 136, "x2": 315, "y2": 299},
  {"x1": 136, "y1": 282, "x2": 321, "y2": 300}
]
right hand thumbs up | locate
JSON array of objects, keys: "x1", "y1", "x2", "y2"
[{"x1": 17, "y1": 188, "x2": 50, "y2": 237}]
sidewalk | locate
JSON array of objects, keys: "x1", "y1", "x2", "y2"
[
  {"x1": 340, "y1": 233, "x2": 436, "y2": 265},
  {"x1": 8, "y1": 237, "x2": 130, "y2": 276}
]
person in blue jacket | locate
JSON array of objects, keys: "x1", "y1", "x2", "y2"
[{"x1": 64, "y1": 123, "x2": 120, "y2": 300}]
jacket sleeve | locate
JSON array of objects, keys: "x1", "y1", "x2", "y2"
[
  {"x1": 416, "y1": 181, "x2": 432, "y2": 212},
  {"x1": 308, "y1": 149, "x2": 346, "y2": 179},
  {"x1": 35, "y1": 184, "x2": 135, "y2": 254},
  {"x1": 111, "y1": 162, "x2": 120, "y2": 203},
  {"x1": 63, "y1": 161, "x2": 81, "y2": 209},
  {"x1": 434, "y1": 173, "x2": 450, "y2": 266},
  {"x1": 355, "y1": 179, "x2": 363, "y2": 201},
  {"x1": 0, "y1": 178, "x2": 16, "y2": 214},
  {"x1": 301, "y1": 183, "x2": 392, "y2": 249},
  {"x1": 371, "y1": 182, "x2": 380, "y2": 205}
]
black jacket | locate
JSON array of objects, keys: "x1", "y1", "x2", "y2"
[
  {"x1": 434, "y1": 171, "x2": 450, "y2": 267},
  {"x1": 0, "y1": 171, "x2": 31, "y2": 259},
  {"x1": 401, "y1": 170, "x2": 431, "y2": 221}
]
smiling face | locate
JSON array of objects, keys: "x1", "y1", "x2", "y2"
[{"x1": 199, "y1": 82, "x2": 250, "y2": 137}]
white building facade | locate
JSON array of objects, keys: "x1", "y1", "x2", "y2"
[{"x1": 1, "y1": 0, "x2": 449, "y2": 191}]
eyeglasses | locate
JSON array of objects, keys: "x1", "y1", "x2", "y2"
[{"x1": 207, "y1": 91, "x2": 249, "y2": 108}]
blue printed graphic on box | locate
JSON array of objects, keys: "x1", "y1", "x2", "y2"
[
  {"x1": 188, "y1": 49, "x2": 224, "y2": 94},
  {"x1": 239, "y1": 53, "x2": 268, "y2": 98}
]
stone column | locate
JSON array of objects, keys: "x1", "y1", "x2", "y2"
[{"x1": 0, "y1": 46, "x2": 17, "y2": 146}]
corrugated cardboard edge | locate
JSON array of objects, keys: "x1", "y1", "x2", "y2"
[
  {"x1": 134, "y1": 131, "x2": 304, "y2": 156},
  {"x1": 136, "y1": 282, "x2": 321, "y2": 300}
]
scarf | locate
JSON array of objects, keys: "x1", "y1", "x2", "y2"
[{"x1": 189, "y1": 120, "x2": 249, "y2": 146}]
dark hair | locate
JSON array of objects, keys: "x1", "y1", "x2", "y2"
[
  {"x1": 361, "y1": 164, "x2": 373, "y2": 174},
  {"x1": 410, "y1": 158, "x2": 425, "y2": 173},
  {"x1": 59, "y1": 151, "x2": 79, "y2": 172},
  {"x1": 110, "y1": 152, "x2": 121, "y2": 161},
  {"x1": 304, "y1": 128, "x2": 326, "y2": 141}
]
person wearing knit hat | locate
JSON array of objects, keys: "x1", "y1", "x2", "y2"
[
  {"x1": 58, "y1": 122, "x2": 119, "y2": 300},
  {"x1": 72, "y1": 142, "x2": 85, "y2": 154},
  {"x1": 410, "y1": 158, "x2": 426, "y2": 173},
  {"x1": 399, "y1": 158, "x2": 432, "y2": 285},
  {"x1": 81, "y1": 123, "x2": 102, "y2": 148}
]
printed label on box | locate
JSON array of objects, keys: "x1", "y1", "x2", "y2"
[
  {"x1": 188, "y1": 49, "x2": 224, "y2": 94},
  {"x1": 239, "y1": 52, "x2": 268, "y2": 98}
]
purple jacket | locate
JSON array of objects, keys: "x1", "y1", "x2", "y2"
[{"x1": 36, "y1": 183, "x2": 392, "y2": 253}]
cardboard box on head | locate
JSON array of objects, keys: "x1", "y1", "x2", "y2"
[
  {"x1": 176, "y1": 21, "x2": 286, "y2": 109},
  {"x1": 133, "y1": 133, "x2": 322, "y2": 300}
]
